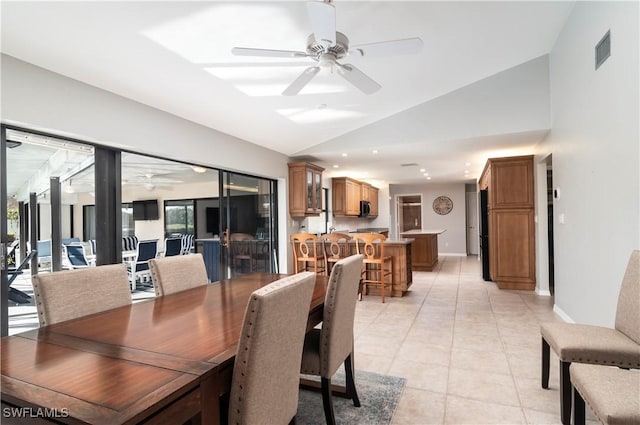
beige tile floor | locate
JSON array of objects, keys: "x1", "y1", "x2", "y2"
[{"x1": 352, "y1": 255, "x2": 598, "y2": 425}]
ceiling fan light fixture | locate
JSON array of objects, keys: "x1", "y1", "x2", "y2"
[{"x1": 192, "y1": 166, "x2": 207, "y2": 173}]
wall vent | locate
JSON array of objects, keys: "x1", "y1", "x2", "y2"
[
  {"x1": 400, "y1": 163, "x2": 419, "y2": 167},
  {"x1": 595, "y1": 30, "x2": 611, "y2": 70}
]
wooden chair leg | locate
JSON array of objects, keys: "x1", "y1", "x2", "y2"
[
  {"x1": 560, "y1": 360, "x2": 572, "y2": 425},
  {"x1": 542, "y1": 337, "x2": 550, "y2": 389},
  {"x1": 573, "y1": 385, "x2": 585, "y2": 425},
  {"x1": 289, "y1": 416, "x2": 297, "y2": 425},
  {"x1": 321, "y1": 377, "x2": 336, "y2": 425},
  {"x1": 344, "y1": 353, "x2": 361, "y2": 407}
]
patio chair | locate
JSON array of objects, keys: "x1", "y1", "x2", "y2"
[
  {"x1": 65, "y1": 242, "x2": 93, "y2": 269},
  {"x1": 7, "y1": 250, "x2": 37, "y2": 304},
  {"x1": 127, "y1": 239, "x2": 158, "y2": 290},
  {"x1": 163, "y1": 237, "x2": 182, "y2": 257},
  {"x1": 180, "y1": 234, "x2": 194, "y2": 255}
]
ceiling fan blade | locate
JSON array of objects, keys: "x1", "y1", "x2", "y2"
[
  {"x1": 349, "y1": 37, "x2": 423, "y2": 57},
  {"x1": 307, "y1": 0, "x2": 336, "y2": 47},
  {"x1": 231, "y1": 47, "x2": 308, "y2": 58},
  {"x1": 282, "y1": 66, "x2": 321, "y2": 96},
  {"x1": 337, "y1": 64, "x2": 381, "y2": 95}
]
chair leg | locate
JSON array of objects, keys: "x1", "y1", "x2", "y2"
[
  {"x1": 573, "y1": 385, "x2": 585, "y2": 425},
  {"x1": 541, "y1": 337, "x2": 550, "y2": 389},
  {"x1": 344, "y1": 353, "x2": 361, "y2": 407},
  {"x1": 560, "y1": 360, "x2": 571, "y2": 425},
  {"x1": 321, "y1": 377, "x2": 336, "y2": 425},
  {"x1": 289, "y1": 417, "x2": 297, "y2": 425}
]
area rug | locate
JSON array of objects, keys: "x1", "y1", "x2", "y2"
[{"x1": 297, "y1": 370, "x2": 406, "y2": 425}]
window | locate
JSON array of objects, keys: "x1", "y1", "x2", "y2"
[
  {"x1": 122, "y1": 203, "x2": 134, "y2": 236},
  {"x1": 164, "y1": 200, "x2": 194, "y2": 237}
]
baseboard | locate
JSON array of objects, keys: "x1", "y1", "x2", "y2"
[
  {"x1": 536, "y1": 288, "x2": 551, "y2": 297},
  {"x1": 552, "y1": 304, "x2": 575, "y2": 323}
]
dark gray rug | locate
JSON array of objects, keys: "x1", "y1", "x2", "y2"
[{"x1": 297, "y1": 370, "x2": 406, "y2": 425}]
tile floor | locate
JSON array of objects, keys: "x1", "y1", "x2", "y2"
[
  {"x1": 8, "y1": 256, "x2": 599, "y2": 424},
  {"x1": 352, "y1": 255, "x2": 598, "y2": 425}
]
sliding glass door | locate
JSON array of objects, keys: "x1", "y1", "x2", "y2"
[{"x1": 220, "y1": 171, "x2": 277, "y2": 278}]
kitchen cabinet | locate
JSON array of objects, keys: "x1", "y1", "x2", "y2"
[
  {"x1": 288, "y1": 162, "x2": 324, "y2": 217},
  {"x1": 361, "y1": 183, "x2": 379, "y2": 217},
  {"x1": 332, "y1": 177, "x2": 361, "y2": 217},
  {"x1": 479, "y1": 155, "x2": 535, "y2": 290}
]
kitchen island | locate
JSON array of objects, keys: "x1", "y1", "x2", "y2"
[{"x1": 399, "y1": 229, "x2": 446, "y2": 271}]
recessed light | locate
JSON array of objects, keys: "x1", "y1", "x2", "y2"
[
  {"x1": 333, "y1": 164, "x2": 339, "y2": 168},
  {"x1": 465, "y1": 162, "x2": 471, "y2": 166},
  {"x1": 426, "y1": 176, "x2": 432, "y2": 180},
  {"x1": 341, "y1": 153, "x2": 348, "y2": 157},
  {"x1": 464, "y1": 170, "x2": 469, "y2": 174},
  {"x1": 192, "y1": 166, "x2": 207, "y2": 173},
  {"x1": 423, "y1": 173, "x2": 429, "y2": 176},
  {"x1": 419, "y1": 168, "x2": 426, "y2": 172},
  {"x1": 372, "y1": 150, "x2": 378, "y2": 154}
]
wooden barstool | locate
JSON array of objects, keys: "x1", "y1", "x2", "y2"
[
  {"x1": 291, "y1": 233, "x2": 326, "y2": 275},
  {"x1": 230, "y1": 233, "x2": 254, "y2": 273},
  {"x1": 352, "y1": 233, "x2": 393, "y2": 303},
  {"x1": 320, "y1": 233, "x2": 352, "y2": 275}
]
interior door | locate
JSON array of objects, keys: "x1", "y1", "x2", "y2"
[{"x1": 220, "y1": 171, "x2": 277, "y2": 279}]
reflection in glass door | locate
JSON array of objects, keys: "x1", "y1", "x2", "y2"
[{"x1": 220, "y1": 171, "x2": 277, "y2": 278}]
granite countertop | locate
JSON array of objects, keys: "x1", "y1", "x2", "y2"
[{"x1": 399, "y1": 229, "x2": 447, "y2": 235}]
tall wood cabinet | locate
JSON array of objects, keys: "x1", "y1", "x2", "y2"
[
  {"x1": 288, "y1": 162, "x2": 324, "y2": 217},
  {"x1": 361, "y1": 183, "x2": 379, "y2": 217},
  {"x1": 332, "y1": 177, "x2": 361, "y2": 216},
  {"x1": 479, "y1": 155, "x2": 535, "y2": 290}
]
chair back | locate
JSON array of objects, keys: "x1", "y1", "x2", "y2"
[
  {"x1": 122, "y1": 235, "x2": 139, "y2": 252},
  {"x1": 229, "y1": 272, "x2": 316, "y2": 425},
  {"x1": 291, "y1": 233, "x2": 323, "y2": 262},
  {"x1": 32, "y1": 264, "x2": 132, "y2": 326},
  {"x1": 88, "y1": 239, "x2": 97, "y2": 256},
  {"x1": 163, "y1": 237, "x2": 182, "y2": 257},
  {"x1": 230, "y1": 233, "x2": 253, "y2": 257},
  {"x1": 180, "y1": 234, "x2": 194, "y2": 255},
  {"x1": 134, "y1": 240, "x2": 158, "y2": 272},
  {"x1": 321, "y1": 233, "x2": 352, "y2": 261},
  {"x1": 66, "y1": 243, "x2": 90, "y2": 268},
  {"x1": 320, "y1": 254, "x2": 364, "y2": 377},
  {"x1": 149, "y1": 253, "x2": 209, "y2": 297},
  {"x1": 615, "y1": 250, "x2": 640, "y2": 344},
  {"x1": 352, "y1": 233, "x2": 387, "y2": 261}
]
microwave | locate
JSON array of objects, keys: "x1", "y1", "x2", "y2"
[{"x1": 359, "y1": 200, "x2": 371, "y2": 217}]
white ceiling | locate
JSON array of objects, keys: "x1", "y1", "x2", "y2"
[{"x1": 1, "y1": 1, "x2": 574, "y2": 184}]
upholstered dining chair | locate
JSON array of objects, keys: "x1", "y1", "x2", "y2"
[
  {"x1": 540, "y1": 250, "x2": 640, "y2": 425},
  {"x1": 149, "y1": 253, "x2": 209, "y2": 297},
  {"x1": 291, "y1": 233, "x2": 326, "y2": 275},
  {"x1": 352, "y1": 233, "x2": 393, "y2": 303},
  {"x1": 32, "y1": 264, "x2": 132, "y2": 326},
  {"x1": 320, "y1": 232, "x2": 352, "y2": 275},
  {"x1": 570, "y1": 363, "x2": 640, "y2": 425},
  {"x1": 228, "y1": 271, "x2": 316, "y2": 425},
  {"x1": 300, "y1": 254, "x2": 364, "y2": 425}
]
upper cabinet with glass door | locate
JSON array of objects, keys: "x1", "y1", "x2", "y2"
[{"x1": 287, "y1": 162, "x2": 324, "y2": 217}]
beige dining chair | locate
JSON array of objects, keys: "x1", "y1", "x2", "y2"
[
  {"x1": 228, "y1": 271, "x2": 316, "y2": 425},
  {"x1": 300, "y1": 254, "x2": 364, "y2": 425},
  {"x1": 149, "y1": 253, "x2": 209, "y2": 297},
  {"x1": 540, "y1": 250, "x2": 640, "y2": 425},
  {"x1": 570, "y1": 363, "x2": 640, "y2": 425},
  {"x1": 32, "y1": 264, "x2": 132, "y2": 326}
]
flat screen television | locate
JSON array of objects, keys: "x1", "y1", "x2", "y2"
[
  {"x1": 132, "y1": 200, "x2": 159, "y2": 221},
  {"x1": 206, "y1": 207, "x2": 219, "y2": 233}
]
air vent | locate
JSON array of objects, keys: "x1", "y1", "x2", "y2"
[
  {"x1": 595, "y1": 30, "x2": 611, "y2": 70},
  {"x1": 400, "y1": 163, "x2": 419, "y2": 167}
]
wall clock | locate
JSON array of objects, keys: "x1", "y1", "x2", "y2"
[{"x1": 433, "y1": 196, "x2": 453, "y2": 215}]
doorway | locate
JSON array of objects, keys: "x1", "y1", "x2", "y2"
[
  {"x1": 466, "y1": 190, "x2": 479, "y2": 255},
  {"x1": 397, "y1": 195, "x2": 422, "y2": 235},
  {"x1": 546, "y1": 157, "x2": 555, "y2": 295}
]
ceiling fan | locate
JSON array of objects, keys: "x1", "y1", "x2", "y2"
[{"x1": 231, "y1": 0, "x2": 423, "y2": 96}]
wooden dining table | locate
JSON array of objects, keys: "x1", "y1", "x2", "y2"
[{"x1": 1, "y1": 272, "x2": 329, "y2": 425}]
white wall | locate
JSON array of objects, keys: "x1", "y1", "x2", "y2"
[
  {"x1": 537, "y1": 2, "x2": 639, "y2": 325},
  {"x1": 388, "y1": 183, "x2": 467, "y2": 255}
]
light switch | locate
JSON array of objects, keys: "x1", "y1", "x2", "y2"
[{"x1": 559, "y1": 213, "x2": 565, "y2": 224}]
